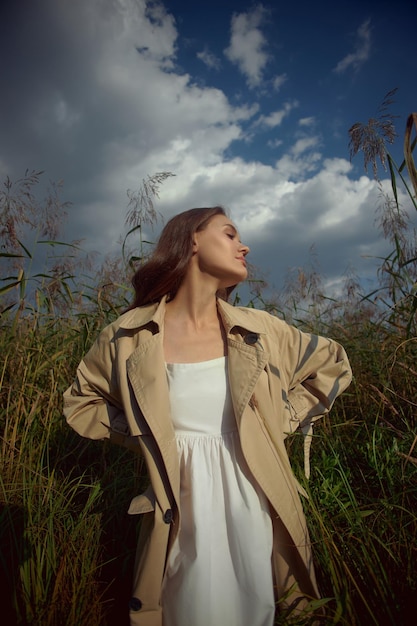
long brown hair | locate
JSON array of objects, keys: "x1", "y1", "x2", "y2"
[{"x1": 128, "y1": 206, "x2": 232, "y2": 308}]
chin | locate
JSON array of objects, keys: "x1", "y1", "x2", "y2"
[
  {"x1": 237, "y1": 269, "x2": 248, "y2": 283},
  {"x1": 223, "y1": 275, "x2": 246, "y2": 290}
]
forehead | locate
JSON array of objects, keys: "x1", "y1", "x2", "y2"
[{"x1": 208, "y1": 214, "x2": 238, "y2": 230}]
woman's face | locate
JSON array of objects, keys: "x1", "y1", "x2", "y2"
[{"x1": 192, "y1": 214, "x2": 250, "y2": 288}]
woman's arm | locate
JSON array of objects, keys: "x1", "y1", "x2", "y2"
[
  {"x1": 280, "y1": 322, "x2": 352, "y2": 429},
  {"x1": 63, "y1": 327, "x2": 140, "y2": 451}
]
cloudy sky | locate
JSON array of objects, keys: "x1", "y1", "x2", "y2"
[{"x1": 1, "y1": 0, "x2": 416, "y2": 301}]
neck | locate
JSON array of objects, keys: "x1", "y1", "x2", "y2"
[{"x1": 165, "y1": 279, "x2": 219, "y2": 329}]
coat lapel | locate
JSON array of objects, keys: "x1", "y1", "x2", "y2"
[
  {"x1": 217, "y1": 298, "x2": 269, "y2": 424},
  {"x1": 227, "y1": 339, "x2": 268, "y2": 426},
  {"x1": 126, "y1": 332, "x2": 174, "y2": 443},
  {"x1": 124, "y1": 299, "x2": 180, "y2": 507}
]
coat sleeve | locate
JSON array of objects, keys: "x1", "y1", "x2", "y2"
[
  {"x1": 63, "y1": 327, "x2": 140, "y2": 452},
  {"x1": 277, "y1": 321, "x2": 352, "y2": 431}
]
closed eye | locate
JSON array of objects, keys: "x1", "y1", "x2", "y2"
[{"x1": 223, "y1": 223, "x2": 240, "y2": 240}]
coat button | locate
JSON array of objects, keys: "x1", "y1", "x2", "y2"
[
  {"x1": 163, "y1": 509, "x2": 173, "y2": 524},
  {"x1": 245, "y1": 332, "x2": 258, "y2": 345},
  {"x1": 129, "y1": 597, "x2": 142, "y2": 611}
]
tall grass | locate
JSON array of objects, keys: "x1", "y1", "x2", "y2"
[
  {"x1": 1, "y1": 102, "x2": 416, "y2": 624},
  {"x1": 0, "y1": 314, "x2": 146, "y2": 625}
]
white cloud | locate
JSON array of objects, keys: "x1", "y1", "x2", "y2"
[
  {"x1": 230, "y1": 158, "x2": 395, "y2": 293},
  {"x1": 254, "y1": 101, "x2": 297, "y2": 128},
  {"x1": 272, "y1": 74, "x2": 287, "y2": 91},
  {"x1": 224, "y1": 5, "x2": 270, "y2": 88},
  {"x1": 274, "y1": 151, "x2": 323, "y2": 181},
  {"x1": 197, "y1": 48, "x2": 221, "y2": 70},
  {"x1": 298, "y1": 116, "x2": 316, "y2": 127},
  {"x1": 333, "y1": 18, "x2": 372, "y2": 74},
  {"x1": 267, "y1": 138, "x2": 283, "y2": 149},
  {"x1": 290, "y1": 136, "x2": 321, "y2": 156}
]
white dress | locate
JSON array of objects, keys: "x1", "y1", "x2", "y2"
[{"x1": 161, "y1": 356, "x2": 275, "y2": 626}]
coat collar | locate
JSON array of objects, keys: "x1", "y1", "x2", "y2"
[
  {"x1": 119, "y1": 297, "x2": 166, "y2": 331},
  {"x1": 216, "y1": 298, "x2": 266, "y2": 335},
  {"x1": 119, "y1": 295, "x2": 266, "y2": 336}
]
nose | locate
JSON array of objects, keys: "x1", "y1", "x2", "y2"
[{"x1": 240, "y1": 242, "x2": 250, "y2": 256}]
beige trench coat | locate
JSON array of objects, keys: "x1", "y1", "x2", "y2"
[{"x1": 63, "y1": 297, "x2": 352, "y2": 626}]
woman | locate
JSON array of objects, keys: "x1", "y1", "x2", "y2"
[{"x1": 64, "y1": 206, "x2": 352, "y2": 626}]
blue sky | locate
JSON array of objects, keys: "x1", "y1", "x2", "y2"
[{"x1": 1, "y1": 0, "x2": 416, "y2": 302}]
